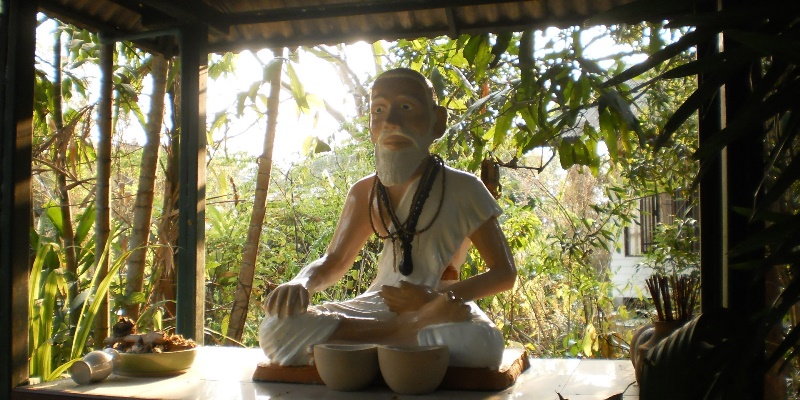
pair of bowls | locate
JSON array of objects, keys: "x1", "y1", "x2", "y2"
[{"x1": 313, "y1": 343, "x2": 449, "y2": 394}]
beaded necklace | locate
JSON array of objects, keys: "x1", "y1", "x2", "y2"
[{"x1": 369, "y1": 155, "x2": 445, "y2": 275}]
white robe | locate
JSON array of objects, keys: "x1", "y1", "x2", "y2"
[{"x1": 258, "y1": 165, "x2": 505, "y2": 368}]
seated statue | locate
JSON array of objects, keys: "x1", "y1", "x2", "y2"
[{"x1": 259, "y1": 68, "x2": 517, "y2": 369}]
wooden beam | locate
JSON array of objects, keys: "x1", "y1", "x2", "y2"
[
  {"x1": 38, "y1": 0, "x2": 131, "y2": 36},
  {"x1": 206, "y1": 15, "x2": 585, "y2": 54},
  {"x1": 38, "y1": 0, "x2": 172, "y2": 55},
  {"x1": 103, "y1": 0, "x2": 177, "y2": 29},
  {"x1": 227, "y1": 0, "x2": 522, "y2": 25},
  {"x1": 1, "y1": 0, "x2": 36, "y2": 395},
  {"x1": 176, "y1": 24, "x2": 207, "y2": 344},
  {"x1": 137, "y1": 0, "x2": 228, "y2": 34}
]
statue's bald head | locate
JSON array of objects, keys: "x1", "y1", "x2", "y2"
[{"x1": 373, "y1": 68, "x2": 439, "y2": 106}]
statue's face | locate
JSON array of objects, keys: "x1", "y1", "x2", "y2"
[
  {"x1": 369, "y1": 76, "x2": 437, "y2": 149},
  {"x1": 369, "y1": 75, "x2": 439, "y2": 186}
]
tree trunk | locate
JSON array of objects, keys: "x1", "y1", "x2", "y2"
[
  {"x1": 124, "y1": 54, "x2": 168, "y2": 320},
  {"x1": 151, "y1": 66, "x2": 181, "y2": 320},
  {"x1": 225, "y1": 48, "x2": 284, "y2": 345},
  {"x1": 93, "y1": 42, "x2": 114, "y2": 347},
  {"x1": 52, "y1": 28, "x2": 80, "y2": 328}
]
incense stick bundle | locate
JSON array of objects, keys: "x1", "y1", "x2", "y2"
[{"x1": 646, "y1": 273, "x2": 698, "y2": 322}]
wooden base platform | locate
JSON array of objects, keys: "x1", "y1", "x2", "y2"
[{"x1": 252, "y1": 347, "x2": 530, "y2": 391}]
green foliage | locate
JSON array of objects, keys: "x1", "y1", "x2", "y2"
[
  {"x1": 28, "y1": 226, "x2": 126, "y2": 381},
  {"x1": 200, "y1": 139, "x2": 378, "y2": 346},
  {"x1": 383, "y1": 24, "x2": 702, "y2": 359},
  {"x1": 597, "y1": 0, "x2": 800, "y2": 397},
  {"x1": 639, "y1": 216, "x2": 700, "y2": 277},
  {"x1": 389, "y1": 28, "x2": 667, "y2": 174},
  {"x1": 30, "y1": 15, "x2": 707, "y2": 367}
]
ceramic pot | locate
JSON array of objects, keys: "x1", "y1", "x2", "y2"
[
  {"x1": 70, "y1": 348, "x2": 118, "y2": 385},
  {"x1": 630, "y1": 323, "x2": 654, "y2": 372},
  {"x1": 634, "y1": 320, "x2": 685, "y2": 381},
  {"x1": 313, "y1": 343, "x2": 379, "y2": 391},
  {"x1": 377, "y1": 345, "x2": 448, "y2": 395},
  {"x1": 637, "y1": 311, "x2": 734, "y2": 399}
]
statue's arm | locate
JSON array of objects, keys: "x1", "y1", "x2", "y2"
[
  {"x1": 446, "y1": 216, "x2": 517, "y2": 302},
  {"x1": 264, "y1": 176, "x2": 376, "y2": 318}
]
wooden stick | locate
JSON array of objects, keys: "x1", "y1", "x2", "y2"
[
  {"x1": 660, "y1": 275, "x2": 673, "y2": 321},
  {"x1": 647, "y1": 277, "x2": 664, "y2": 321}
]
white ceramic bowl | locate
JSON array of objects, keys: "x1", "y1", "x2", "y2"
[
  {"x1": 313, "y1": 343, "x2": 379, "y2": 391},
  {"x1": 115, "y1": 348, "x2": 198, "y2": 377},
  {"x1": 378, "y1": 345, "x2": 449, "y2": 395}
]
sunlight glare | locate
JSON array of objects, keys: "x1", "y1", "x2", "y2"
[{"x1": 210, "y1": 43, "x2": 376, "y2": 164}]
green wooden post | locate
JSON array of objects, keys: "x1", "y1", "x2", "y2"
[{"x1": 176, "y1": 24, "x2": 208, "y2": 344}]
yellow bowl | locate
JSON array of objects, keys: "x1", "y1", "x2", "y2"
[{"x1": 115, "y1": 348, "x2": 198, "y2": 377}]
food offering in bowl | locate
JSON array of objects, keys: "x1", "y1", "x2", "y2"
[
  {"x1": 313, "y1": 343, "x2": 379, "y2": 391},
  {"x1": 377, "y1": 345, "x2": 449, "y2": 395},
  {"x1": 103, "y1": 317, "x2": 198, "y2": 377}
]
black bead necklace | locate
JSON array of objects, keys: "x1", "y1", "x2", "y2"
[{"x1": 369, "y1": 155, "x2": 445, "y2": 275}]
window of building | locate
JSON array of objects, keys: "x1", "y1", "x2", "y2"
[{"x1": 624, "y1": 193, "x2": 696, "y2": 257}]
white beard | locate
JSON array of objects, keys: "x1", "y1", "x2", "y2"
[{"x1": 374, "y1": 131, "x2": 432, "y2": 187}]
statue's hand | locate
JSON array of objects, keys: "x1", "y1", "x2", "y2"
[
  {"x1": 264, "y1": 283, "x2": 310, "y2": 319},
  {"x1": 380, "y1": 281, "x2": 438, "y2": 314}
]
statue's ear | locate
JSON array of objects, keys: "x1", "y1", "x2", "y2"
[{"x1": 433, "y1": 105, "x2": 448, "y2": 139}]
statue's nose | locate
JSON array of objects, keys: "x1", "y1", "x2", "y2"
[{"x1": 385, "y1": 106, "x2": 403, "y2": 126}]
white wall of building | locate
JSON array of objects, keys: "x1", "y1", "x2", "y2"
[{"x1": 608, "y1": 248, "x2": 652, "y2": 299}]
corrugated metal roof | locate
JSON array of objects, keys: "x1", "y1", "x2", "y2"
[{"x1": 37, "y1": 0, "x2": 651, "y2": 55}]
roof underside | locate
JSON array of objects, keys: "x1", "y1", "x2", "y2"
[{"x1": 37, "y1": 0, "x2": 665, "y2": 55}]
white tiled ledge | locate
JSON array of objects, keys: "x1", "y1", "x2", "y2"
[{"x1": 13, "y1": 346, "x2": 639, "y2": 399}]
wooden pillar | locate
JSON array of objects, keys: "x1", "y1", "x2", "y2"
[
  {"x1": 697, "y1": 6, "x2": 724, "y2": 314},
  {"x1": 176, "y1": 25, "x2": 208, "y2": 343},
  {"x1": 721, "y1": 0, "x2": 764, "y2": 397},
  {"x1": 1, "y1": 0, "x2": 36, "y2": 394},
  {"x1": 722, "y1": 50, "x2": 766, "y2": 400}
]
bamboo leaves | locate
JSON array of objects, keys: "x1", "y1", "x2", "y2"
[
  {"x1": 28, "y1": 233, "x2": 126, "y2": 382},
  {"x1": 71, "y1": 229, "x2": 127, "y2": 361}
]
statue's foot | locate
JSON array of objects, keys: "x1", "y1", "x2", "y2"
[
  {"x1": 380, "y1": 281, "x2": 437, "y2": 314},
  {"x1": 413, "y1": 292, "x2": 471, "y2": 328}
]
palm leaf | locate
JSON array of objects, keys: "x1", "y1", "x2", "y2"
[
  {"x1": 658, "y1": 46, "x2": 755, "y2": 81},
  {"x1": 654, "y1": 73, "x2": 724, "y2": 149},
  {"x1": 585, "y1": 0, "x2": 698, "y2": 26},
  {"x1": 603, "y1": 28, "x2": 710, "y2": 88},
  {"x1": 73, "y1": 203, "x2": 95, "y2": 245},
  {"x1": 767, "y1": 319, "x2": 800, "y2": 371},
  {"x1": 757, "y1": 152, "x2": 800, "y2": 217},
  {"x1": 694, "y1": 78, "x2": 800, "y2": 160},
  {"x1": 47, "y1": 359, "x2": 79, "y2": 382},
  {"x1": 768, "y1": 273, "x2": 800, "y2": 329},
  {"x1": 729, "y1": 214, "x2": 800, "y2": 257},
  {"x1": 754, "y1": 111, "x2": 800, "y2": 220},
  {"x1": 725, "y1": 30, "x2": 800, "y2": 65},
  {"x1": 665, "y1": 2, "x2": 786, "y2": 29}
]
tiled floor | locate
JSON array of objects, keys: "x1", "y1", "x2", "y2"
[{"x1": 13, "y1": 347, "x2": 639, "y2": 399}]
